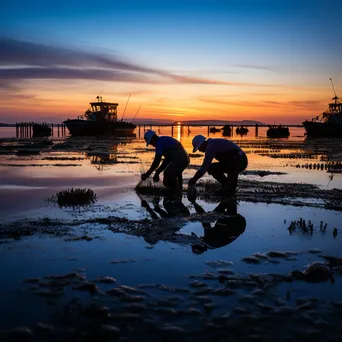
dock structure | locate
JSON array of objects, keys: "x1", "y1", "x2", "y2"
[
  {"x1": 16, "y1": 122, "x2": 67, "y2": 138},
  {"x1": 136, "y1": 123, "x2": 303, "y2": 138}
]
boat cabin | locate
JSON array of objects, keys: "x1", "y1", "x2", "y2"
[{"x1": 85, "y1": 96, "x2": 119, "y2": 122}]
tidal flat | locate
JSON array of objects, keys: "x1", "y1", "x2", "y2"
[{"x1": 0, "y1": 130, "x2": 342, "y2": 341}]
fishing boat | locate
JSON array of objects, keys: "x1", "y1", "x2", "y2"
[
  {"x1": 209, "y1": 127, "x2": 221, "y2": 134},
  {"x1": 221, "y1": 124, "x2": 231, "y2": 136},
  {"x1": 267, "y1": 125, "x2": 290, "y2": 138},
  {"x1": 302, "y1": 79, "x2": 342, "y2": 138},
  {"x1": 236, "y1": 126, "x2": 249, "y2": 136},
  {"x1": 63, "y1": 96, "x2": 136, "y2": 136}
]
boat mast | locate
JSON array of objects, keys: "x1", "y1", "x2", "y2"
[
  {"x1": 121, "y1": 94, "x2": 131, "y2": 121},
  {"x1": 131, "y1": 106, "x2": 141, "y2": 123},
  {"x1": 330, "y1": 78, "x2": 339, "y2": 102}
]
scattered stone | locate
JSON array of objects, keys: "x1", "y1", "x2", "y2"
[
  {"x1": 107, "y1": 287, "x2": 126, "y2": 296},
  {"x1": 205, "y1": 260, "x2": 233, "y2": 268},
  {"x1": 159, "y1": 324, "x2": 184, "y2": 333},
  {"x1": 72, "y1": 282, "x2": 98, "y2": 293},
  {"x1": 96, "y1": 276, "x2": 116, "y2": 284},
  {"x1": 110, "y1": 259, "x2": 136, "y2": 264},
  {"x1": 119, "y1": 295, "x2": 144, "y2": 302},
  {"x1": 267, "y1": 251, "x2": 289, "y2": 258},
  {"x1": 242, "y1": 256, "x2": 261, "y2": 264},
  {"x1": 190, "y1": 281, "x2": 208, "y2": 288},
  {"x1": 308, "y1": 249, "x2": 322, "y2": 254},
  {"x1": 217, "y1": 268, "x2": 235, "y2": 275},
  {"x1": 292, "y1": 263, "x2": 332, "y2": 283}
]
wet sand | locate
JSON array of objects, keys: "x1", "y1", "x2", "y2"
[{"x1": 0, "y1": 132, "x2": 342, "y2": 341}]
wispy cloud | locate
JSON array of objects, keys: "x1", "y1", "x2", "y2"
[
  {"x1": 198, "y1": 96, "x2": 325, "y2": 110},
  {"x1": 0, "y1": 37, "x2": 289, "y2": 88},
  {"x1": 234, "y1": 64, "x2": 275, "y2": 72}
]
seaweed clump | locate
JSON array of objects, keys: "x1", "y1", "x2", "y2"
[{"x1": 48, "y1": 188, "x2": 97, "y2": 207}]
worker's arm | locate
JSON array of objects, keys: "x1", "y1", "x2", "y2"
[
  {"x1": 155, "y1": 157, "x2": 170, "y2": 174},
  {"x1": 188, "y1": 151, "x2": 214, "y2": 185},
  {"x1": 141, "y1": 154, "x2": 162, "y2": 180}
]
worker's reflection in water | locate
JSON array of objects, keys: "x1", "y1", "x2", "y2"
[
  {"x1": 187, "y1": 192, "x2": 246, "y2": 254},
  {"x1": 141, "y1": 196, "x2": 190, "y2": 219},
  {"x1": 140, "y1": 193, "x2": 246, "y2": 251}
]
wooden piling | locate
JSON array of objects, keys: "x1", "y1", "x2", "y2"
[
  {"x1": 255, "y1": 124, "x2": 259, "y2": 137},
  {"x1": 171, "y1": 125, "x2": 174, "y2": 137},
  {"x1": 207, "y1": 126, "x2": 210, "y2": 136}
]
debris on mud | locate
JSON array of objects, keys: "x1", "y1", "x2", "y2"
[{"x1": 47, "y1": 188, "x2": 97, "y2": 207}]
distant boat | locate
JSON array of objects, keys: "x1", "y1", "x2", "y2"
[
  {"x1": 236, "y1": 126, "x2": 249, "y2": 136},
  {"x1": 302, "y1": 79, "x2": 342, "y2": 138},
  {"x1": 267, "y1": 125, "x2": 290, "y2": 138},
  {"x1": 209, "y1": 127, "x2": 221, "y2": 134},
  {"x1": 32, "y1": 123, "x2": 52, "y2": 137},
  {"x1": 63, "y1": 96, "x2": 136, "y2": 137},
  {"x1": 221, "y1": 124, "x2": 231, "y2": 136}
]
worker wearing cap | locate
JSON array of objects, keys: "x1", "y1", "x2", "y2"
[
  {"x1": 188, "y1": 135, "x2": 248, "y2": 193},
  {"x1": 141, "y1": 130, "x2": 189, "y2": 190}
]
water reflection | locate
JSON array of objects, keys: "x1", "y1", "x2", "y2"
[
  {"x1": 141, "y1": 195, "x2": 190, "y2": 219},
  {"x1": 138, "y1": 192, "x2": 246, "y2": 251},
  {"x1": 188, "y1": 196, "x2": 246, "y2": 254}
]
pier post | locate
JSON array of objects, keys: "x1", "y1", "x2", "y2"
[
  {"x1": 231, "y1": 125, "x2": 234, "y2": 136},
  {"x1": 58, "y1": 124, "x2": 60, "y2": 137},
  {"x1": 139, "y1": 125, "x2": 141, "y2": 137},
  {"x1": 171, "y1": 125, "x2": 174, "y2": 137},
  {"x1": 207, "y1": 126, "x2": 210, "y2": 135},
  {"x1": 188, "y1": 125, "x2": 190, "y2": 136},
  {"x1": 255, "y1": 124, "x2": 259, "y2": 137},
  {"x1": 51, "y1": 124, "x2": 54, "y2": 137},
  {"x1": 143, "y1": 125, "x2": 146, "y2": 133},
  {"x1": 16, "y1": 123, "x2": 18, "y2": 138}
]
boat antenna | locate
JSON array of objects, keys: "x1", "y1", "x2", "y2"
[
  {"x1": 330, "y1": 78, "x2": 338, "y2": 99},
  {"x1": 121, "y1": 94, "x2": 131, "y2": 121},
  {"x1": 131, "y1": 106, "x2": 141, "y2": 123}
]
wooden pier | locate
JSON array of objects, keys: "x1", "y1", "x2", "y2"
[
  {"x1": 136, "y1": 123, "x2": 303, "y2": 138},
  {"x1": 16, "y1": 122, "x2": 67, "y2": 138}
]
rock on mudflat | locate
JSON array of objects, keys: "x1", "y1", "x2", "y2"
[
  {"x1": 292, "y1": 263, "x2": 332, "y2": 282},
  {"x1": 96, "y1": 276, "x2": 116, "y2": 284}
]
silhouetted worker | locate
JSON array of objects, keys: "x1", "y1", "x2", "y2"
[
  {"x1": 188, "y1": 195, "x2": 246, "y2": 254},
  {"x1": 188, "y1": 135, "x2": 248, "y2": 194},
  {"x1": 141, "y1": 130, "x2": 189, "y2": 191}
]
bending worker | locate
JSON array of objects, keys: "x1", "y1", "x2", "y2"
[
  {"x1": 141, "y1": 130, "x2": 189, "y2": 190},
  {"x1": 188, "y1": 135, "x2": 248, "y2": 193}
]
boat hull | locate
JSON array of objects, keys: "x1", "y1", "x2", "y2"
[
  {"x1": 63, "y1": 119, "x2": 136, "y2": 137},
  {"x1": 303, "y1": 121, "x2": 342, "y2": 138}
]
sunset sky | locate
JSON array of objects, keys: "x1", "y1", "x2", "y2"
[{"x1": 1, "y1": 0, "x2": 341, "y2": 124}]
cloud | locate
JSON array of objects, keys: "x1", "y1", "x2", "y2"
[
  {"x1": 234, "y1": 64, "x2": 275, "y2": 72},
  {"x1": 0, "y1": 37, "x2": 292, "y2": 88}
]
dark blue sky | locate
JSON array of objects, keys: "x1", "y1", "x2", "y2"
[{"x1": 1, "y1": 0, "x2": 341, "y2": 123}]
